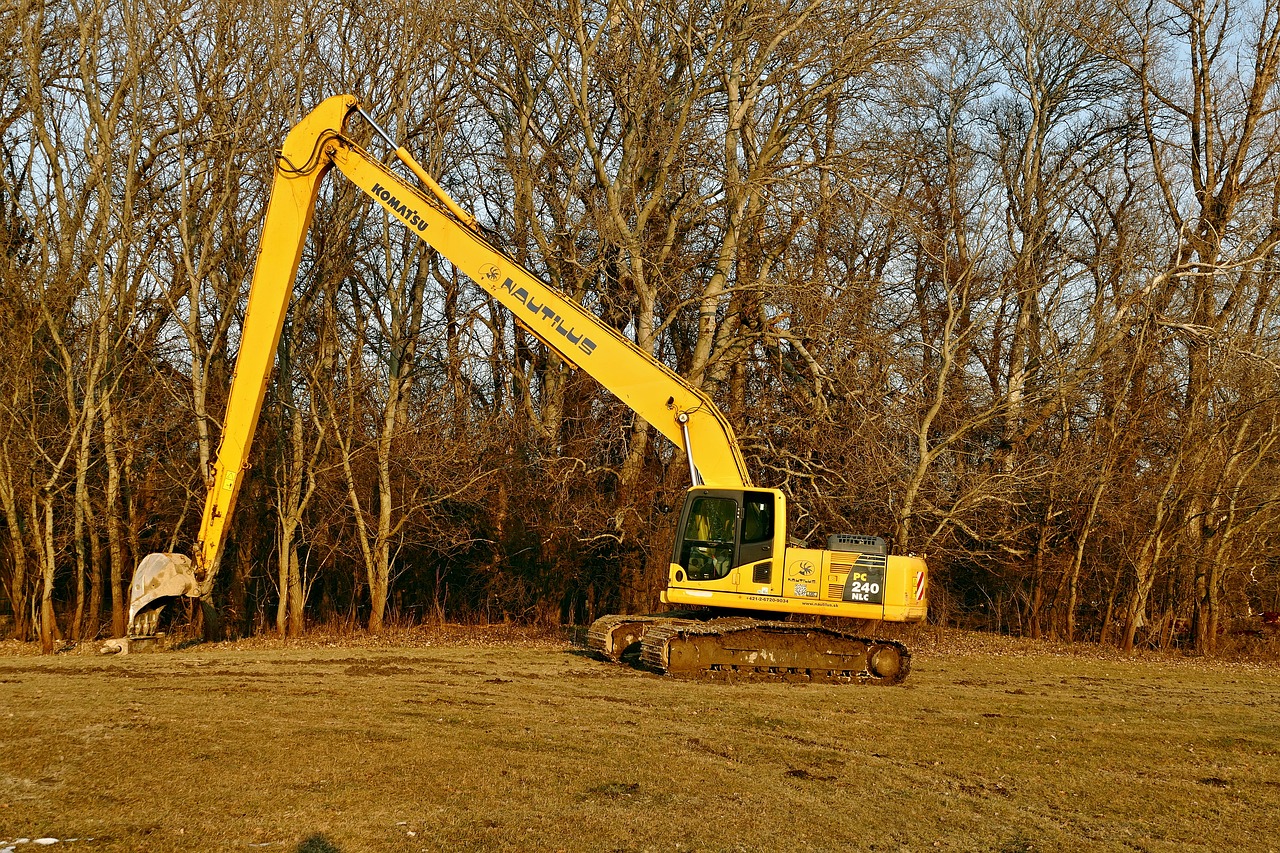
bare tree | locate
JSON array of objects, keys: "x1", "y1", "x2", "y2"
[{"x1": 1121, "y1": 0, "x2": 1280, "y2": 651}]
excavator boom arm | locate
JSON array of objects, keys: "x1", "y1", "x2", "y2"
[{"x1": 194, "y1": 95, "x2": 750, "y2": 581}]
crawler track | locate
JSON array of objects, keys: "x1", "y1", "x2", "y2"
[
  {"x1": 640, "y1": 617, "x2": 910, "y2": 685},
  {"x1": 588, "y1": 614, "x2": 911, "y2": 685}
]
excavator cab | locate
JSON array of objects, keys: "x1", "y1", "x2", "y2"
[{"x1": 671, "y1": 488, "x2": 783, "y2": 591}]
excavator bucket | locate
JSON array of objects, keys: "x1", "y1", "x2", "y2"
[{"x1": 101, "y1": 553, "x2": 201, "y2": 654}]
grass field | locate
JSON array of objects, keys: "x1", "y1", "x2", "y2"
[{"x1": 0, "y1": 627, "x2": 1277, "y2": 852}]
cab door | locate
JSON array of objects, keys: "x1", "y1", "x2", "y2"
[
  {"x1": 673, "y1": 490, "x2": 740, "y2": 588},
  {"x1": 737, "y1": 490, "x2": 781, "y2": 596}
]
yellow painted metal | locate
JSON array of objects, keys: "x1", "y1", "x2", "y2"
[
  {"x1": 193, "y1": 94, "x2": 751, "y2": 585},
  {"x1": 661, "y1": 483, "x2": 927, "y2": 622},
  {"x1": 663, "y1": 550, "x2": 928, "y2": 622},
  {"x1": 192, "y1": 96, "x2": 350, "y2": 586}
]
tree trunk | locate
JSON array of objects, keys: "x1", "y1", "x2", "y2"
[
  {"x1": 86, "y1": 515, "x2": 102, "y2": 639},
  {"x1": 38, "y1": 493, "x2": 59, "y2": 654},
  {"x1": 0, "y1": 443, "x2": 30, "y2": 641},
  {"x1": 101, "y1": 396, "x2": 128, "y2": 637},
  {"x1": 287, "y1": 547, "x2": 305, "y2": 637},
  {"x1": 1122, "y1": 536, "x2": 1165, "y2": 653},
  {"x1": 275, "y1": 517, "x2": 307, "y2": 637}
]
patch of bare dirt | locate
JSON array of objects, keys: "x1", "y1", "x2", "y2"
[{"x1": 3, "y1": 621, "x2": 1276, "y2": 675}]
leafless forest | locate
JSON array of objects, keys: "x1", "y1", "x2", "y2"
[{"x1": 3, "y1": 0, "x2": 1279, "y2": 653}]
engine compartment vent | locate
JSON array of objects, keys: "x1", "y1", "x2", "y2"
[{"x1": 827, "y1": 534, "x2": 887, "y2": 555}]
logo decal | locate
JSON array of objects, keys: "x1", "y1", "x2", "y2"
[
  {"x1": 497, "y1": 277, "x2": 597, "y2": 357},
  {"x1": 370, "y1": 183, "x2": 428, "y2": 232}
]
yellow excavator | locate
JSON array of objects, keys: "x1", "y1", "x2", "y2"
[{"x1": 113, "y1": 95, "x2": 927, "y2": 683}]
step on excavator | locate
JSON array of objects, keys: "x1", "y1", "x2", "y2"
[{"x1": 110, "y1": 95, "x2": 927, "y2": 683}]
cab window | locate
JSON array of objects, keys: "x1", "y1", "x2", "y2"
[
  {"x1": 742, "y1": 493, "x2": 774, "y2": 543},
  {"x1": 680, "y1": 496, "x2": 737, "y2": 581}
]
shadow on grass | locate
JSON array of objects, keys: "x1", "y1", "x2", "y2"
[{"x1": 297, "y1": 834, "x2": 341, "y2": 853}]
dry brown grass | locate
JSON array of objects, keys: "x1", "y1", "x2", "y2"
[{"x1": 1, "y1": 626, "x2": 1277, "y2": 852}]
